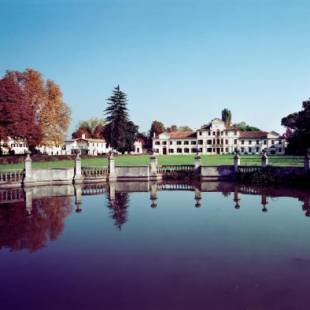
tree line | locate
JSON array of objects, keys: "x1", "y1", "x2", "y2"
[{"x1": 1, "y1": 68, "x2": 309, "y2": 155}]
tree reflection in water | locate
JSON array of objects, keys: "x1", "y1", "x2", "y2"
[
  {"x1": 107, "y1": 192, "x2": 129, "y2": 230},
  {"x1": 0, "y1": 196, "x2": 72, "y2": 252}
]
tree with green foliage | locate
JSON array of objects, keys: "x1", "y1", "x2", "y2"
[
  {"x1": 72, "y1": 118, "x2": 105, "y2": 139},
  {"x1": 281, "y1": 99, "x2": 310, "y2": 155},
  {"x1": 104, "y1": 86, "x2": 138, "y2": 153},
  {"x1": 235, "y1": 121, "x2": 260, "y2": 131},
  {"x1": 149, "y1": 120, "x2": 165, "y2": 138},
  {"x1": 221, "y1": 108, "x2": 232, "y2": 125}
]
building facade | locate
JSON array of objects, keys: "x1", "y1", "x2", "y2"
[{"x1": 153, "y1": 119, "x2": 285, "y2": 155}]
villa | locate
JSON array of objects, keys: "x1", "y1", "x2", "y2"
[
  {"x1": 1, "y1": 134, "x2": 143, "y2": 156},
  {"x1": 152, "y1": 118, "x2": 285, "y2": 155}
]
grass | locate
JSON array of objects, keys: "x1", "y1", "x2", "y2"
[{"x1": 0, "y1": 154, "x2": 304, "y2": 171}]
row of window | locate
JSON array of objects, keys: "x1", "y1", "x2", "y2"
[{"x1": 155, "y1": 139, "x2": 283, "y2": 146}]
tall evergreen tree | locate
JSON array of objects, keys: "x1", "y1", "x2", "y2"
[
  {"x1": 221, "y1": 108, "x2": 232, "y2": 125},
  {"x1": 104, "y1": 86, "x2": 138, "y2": 153}
]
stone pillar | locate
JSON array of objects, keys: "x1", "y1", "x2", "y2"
[
  {"x1": 261, "y1": 194, "x2": 268, "y2": 212},
  {"x1": 23, "y1": 152, "x2": 32, "y2": 186},
  {"x1": 234, "y1": 188, "x2": 240, "y2": 209},
  {"x1": 74, "y1": 184, "x2": 82, "y2": 213},
  {"x1": 108, "y1": 152, "x2": 117, "y2": 181},
  {"x1": 74, "y1": 151, "x2": 83, "y2": 184},
  {"x1": 194, "y1": 153, "x2": 201, "y2": 170},
  {"x1": 109, "y1": 181, "x2": 116, "y2": 202},
  {"x1": 149, "y1": 153, "x2": 158, "y2": 180},
  {"x1": 261, "y1": 151, "x2": 269, "y2": 168},
  {"x1": 304, "y1": 150, "x2": 310, "y2": 171},
  {"x1": 150, "y1": 182, "x2": 158, "y2": 208},
  {"x1": 234, "y1": 153, "x2": 240, "y2": 173},
  {"x1": 24, "y1": 187, "x2": 33, "y2": 216},
  {"x1": 194, "y1": 188, "x2": 202, "y2": 208}
]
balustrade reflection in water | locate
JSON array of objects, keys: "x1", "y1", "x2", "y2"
[{"x1": 1, "y1": 182, "x2": 310, "y2": 252}]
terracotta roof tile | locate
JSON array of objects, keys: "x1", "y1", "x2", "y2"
[
  {"x1": 239, "y1": 131, "x2": 268, "y2": 139},
  {"x1": 169, "y1": 131, "x2": 196, "y2": 139}
]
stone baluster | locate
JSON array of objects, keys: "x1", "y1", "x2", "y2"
[
  {"x1": 108, "y1": 152, "x2": 117, "y2": 181},
  {"x1": 234, "y1": 153, "x2": 240, "y2": 173},
  {"x1": 261, "y1": 150, "x2": 269, "y2": 168}
]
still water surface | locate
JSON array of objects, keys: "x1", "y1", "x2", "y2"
[{"x1": 1, "y1": 182, "x2": 310, "y2": 310}]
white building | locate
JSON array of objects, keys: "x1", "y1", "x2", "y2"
[
  {"x1": 132, "y1": 139, "x2": 144, "y2": 154},
  {"x1": 153, "y1": 119, "x2": 285, "y2": 155},
  {"x1": 63, "y1": 134, "x2": 112, "y2": 155},
  {"x1": 0, "y1": 137, "x2": 28, "y2": 155}
]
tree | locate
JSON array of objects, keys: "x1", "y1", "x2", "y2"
[
  {"x1": 178, "y1": 125, "x2": 192, "y2": 131},
  {"x1": 235, "y1": 121, "x2": 260, "y2": 131},
  {"x1": 104, "y1": 85, "x2": 138, "y2": 153},
  {"x1": 167, "y1": 124, "x2": 177, "y2": 132},
  {"x1": 41, "y1": 80, "x2": 70, "y2": 145},
  {"x1": 222, "y1": 108, "x2": 232, "y2": 125},
  {"x1": 72, "y1": 118, "x2": 105, "y2": 139},
  {"x1": 149, "y1": 120, "x2": 165, "y2": 138},
  {"x1": 281, "y1": 99, "x2": 310, "y2": 154},
  {"x1": 0, "y1": 71, "x2": 42, "y2": 151},
  {"x1": 0, "y1": 69, "x2": 71, "y2": 149}
]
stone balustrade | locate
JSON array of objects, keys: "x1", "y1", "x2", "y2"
[{"x1": 0, "y1": 170, "x2": 24, "y2": 185}]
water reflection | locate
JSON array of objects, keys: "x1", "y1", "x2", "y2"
[{"x1": 0, "y1": 182, "x2": 310, "y2": 252}]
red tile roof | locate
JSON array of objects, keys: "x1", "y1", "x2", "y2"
[
  {"x1": 239, "y1": 131, "x2": 268, "y2": 139},
  {"x1": 169, "y1": 131, "x2": 196, "y2": 139}
]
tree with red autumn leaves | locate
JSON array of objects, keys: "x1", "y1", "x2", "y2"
[
  {"x1": 0, "y1": 71, "x2": 42, "y2": 151},
  {"x1": 0, "y1": 69, "x2": 71, "y2": 152}
]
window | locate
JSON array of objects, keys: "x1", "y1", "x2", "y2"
[
  {"x1": 198, "y1": 140, "x2": 203, "y2": 145},
  {"x1": 191, "y1": 148, "x2": 197, "y2": 153},
  {"x1": 249, "y1": 147, "x2": 252, "y2": 153},
  {"x1": 199, "y1": 131, "x2": 202, "y2": 135},
  {"x1": 241, "y1": 140, "x2": 244, "y2": 145},
  {"x1": 155, "y1": 149, "x2": 159, "y2": 153},
  {"x1": 170, "y1": 141, "x2": 173, "y2": 145},
  {"x1": 155, "y1": 141, "x2": 160, "y2": 145},
  {"x1": 241, "y1": 147, "x2": 244, "y2": 152},
  {"x1": 272, "y1": 140, "x2": 275, "y2": 145},
  {"x1": 184, "y1": 141, "x2": 189, "y2": 145},
  {"x1": 191, "y1": 141, "x2": 196, "y2": 145},
  {"x1": 225, "y1": 139, "x2": 228, "y2": 144},
  {"x1": 163, "y1": 141, "x2": 167, "y2": 145},
  {"x1": 198, "y1": 148, "x2": 203, "y2": 152},
  {"x1": 234, "y1": 139, "x2": 237, "y2": 145},
  {"x1": 177, "y1": 141, "x2": 182, "y2": 145},
  {"x1": 177, "y1": 148, "x2": 182, "y2": 153},
  {"x1": 169, "y1": 149, "x2": 174, "y2": 153},
  {"x1": 249, "y1": 140, "x2": 252, "y2": 145},
  {"x1": 256, "y1": 140, "x2": 259, "y2": 145},
  {"x1": 207, "y1": 148, "x2": 212, "y2": 152},
  {"x1": 264, "y1": 140, "x2": 267, "y2": 145},
  {"x1": 279, "y1": 140, "x2": 282, "y2": 145},
  {"x1": 207, "y1": 140, "x2": 212, "y2": 145},
  {"x1": 225, "y1": 147, "x2": 229, "y2": 153},
  {"x1": 256, "y1": 147, "x2": 259, "y2": 153},
  {"x1": 184, "y1": 148, "x2": 189, "y2": 153},
  {"x1": 208, "y1": 131, "x2": 211, "y2": 136},
  {"x1": 213, "y1": 131, "x2": 215, "y2": 136}
]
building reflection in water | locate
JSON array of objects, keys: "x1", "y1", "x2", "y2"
[{"x1": 0, "y1": 182, "x2": 310, "y2": 251}]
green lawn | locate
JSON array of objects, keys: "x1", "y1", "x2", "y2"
[{"x1": 0, "y1": 154, "x2": 304, "y2": 171}]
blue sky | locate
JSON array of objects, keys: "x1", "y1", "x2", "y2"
[{"x1": 1, "y1": 0, "x2": 310, "y2": 135}]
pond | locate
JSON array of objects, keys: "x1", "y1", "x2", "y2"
[{"x1": 0, "y1": 182, "x2": 310, "y2": 310}]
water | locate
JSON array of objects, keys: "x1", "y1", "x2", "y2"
[{"x1": 1, "y1": 182, "x2": 310, "y2": 310}]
